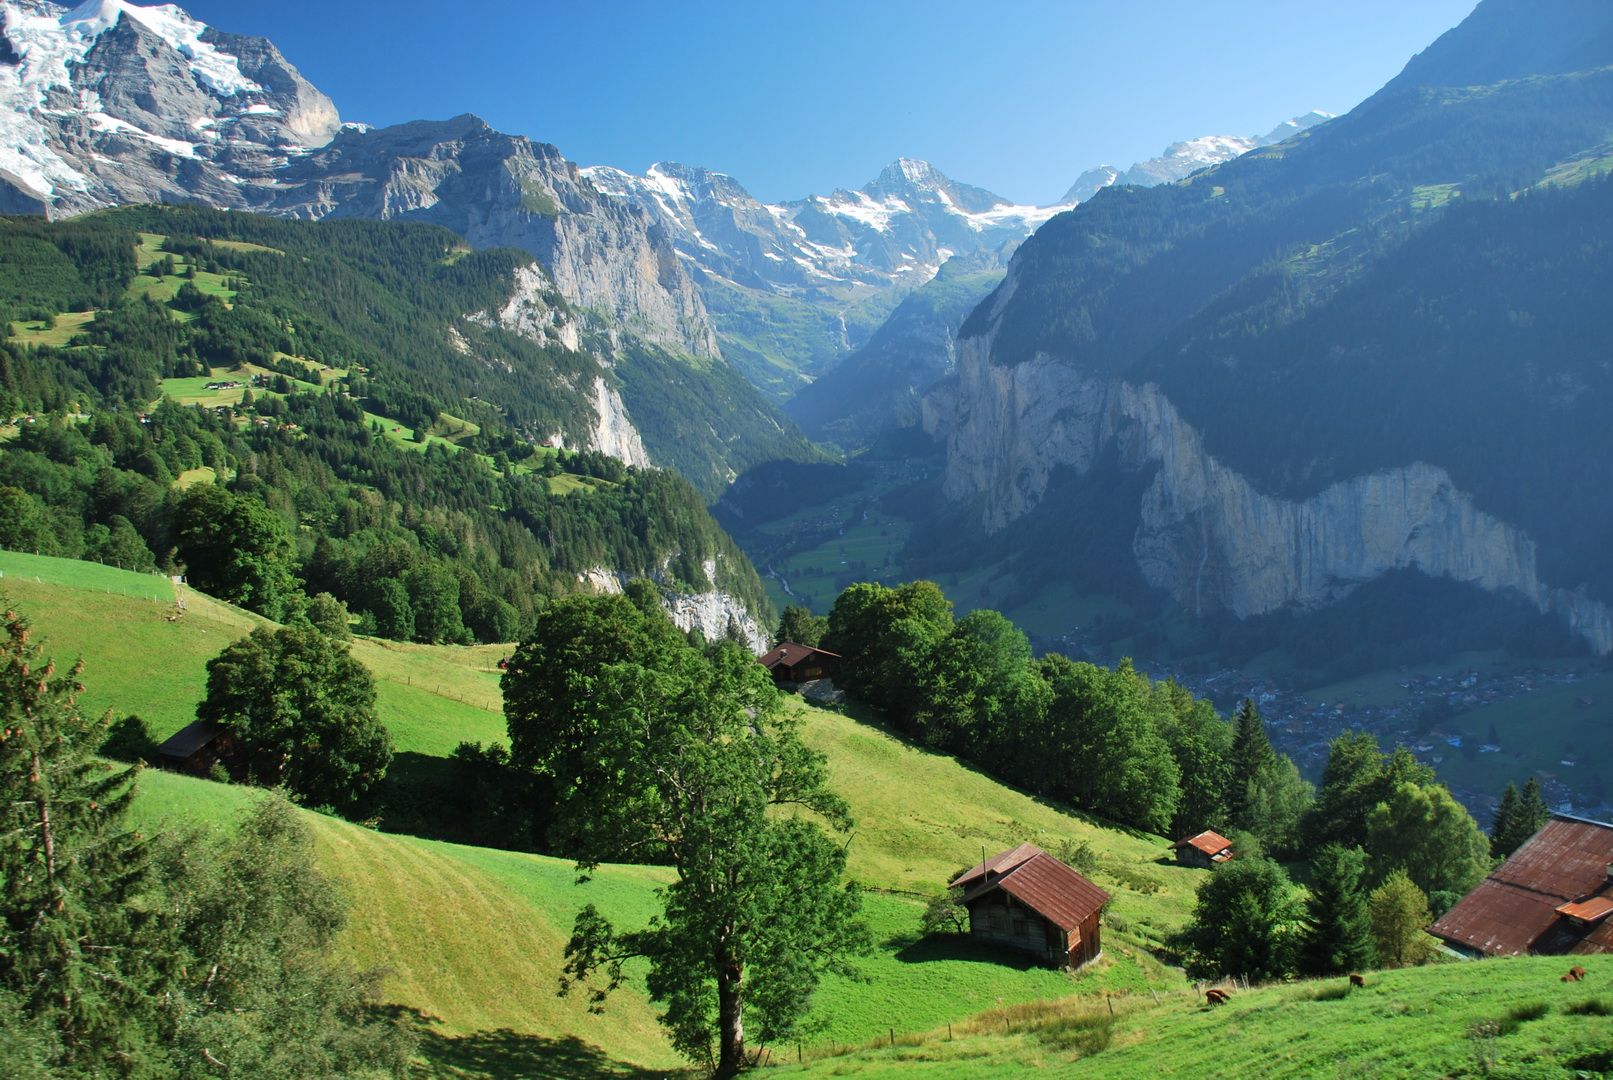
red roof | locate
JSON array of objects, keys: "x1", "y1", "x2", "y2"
[
  {"x1": 949, "y1": 844, "x2": 1110, "y2": 933},
  {"x1": 1557, "y1": 896, "x2": 1613, "y2": 923},
  {"x1": 1173, "y1": 830, "x2": 1234, "y2": 857},
  {"x1": 1431, "y1": 815, "x2": 1613, "y2": 956},
  {"x1": 758, "y1": 642, "x2": 841, "y2": 669}
]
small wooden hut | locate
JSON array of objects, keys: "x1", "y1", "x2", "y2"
[
  {"x1": 155, "y1": 720, "x2": 238, "y2": 778},
  {"x1": 758, "y1": 641, "x2": 841, "y2": 686},
  {"x1": 1171, "y1": 830, "x2": 1235, "y2": 868},
  {"x1": 948, "y1": 843, "x2": 1110, "y2": 970}
]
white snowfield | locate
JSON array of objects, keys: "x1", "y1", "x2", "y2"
[{"x1": 0, "y1": 0, "x2": 266, "y2": 198}]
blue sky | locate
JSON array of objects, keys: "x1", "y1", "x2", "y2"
[{"x1": 178, "y1": 0, "x2": 1479, "y2": 205}]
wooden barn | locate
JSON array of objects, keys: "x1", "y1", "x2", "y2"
[
  {"x1": 1171, "y1": 829, "x2": 1235, "y2": 868},
  {"x1": 948, "y1": 843, "x2": 1111, "y2": 970},
  {"x1": 1431, "y1": 813, "x2": 1613, "y2": 957},
  {"x1": 758, "y1": 641, "x2": 841, "y2": 686},
  {"x1": 155, "y1": 719, "x2": 238, "y2": 779}
]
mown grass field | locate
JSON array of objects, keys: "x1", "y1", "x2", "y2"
[
  {"x1": 0, "y1": 551, "x2": 504, "y2": 753},
  {"x1": 6, "y1": 308, "x2": 98, "y2": 347},
  {"x1": 769, "y1": 957, "x2": 1613, "y2": 1078}
]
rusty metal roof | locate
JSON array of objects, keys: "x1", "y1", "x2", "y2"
[
  {"x1": 1174, "y1": 830, "x2": 1234, "y2": 856},
  {"x1": 1557, "y1": 896, "x2": 1613, "y2": 922},
  {"x1": 950, "y1": 842, "x2": 1043, "y2": 890},
  {"x1": 758, "y1": 642, "x2": 842, "y2": 669},
  {"x1": 1430, "y1": 815, "x2": 1613, "y2": 956},
  {"x1": 954, "y1": 845, "x2": 1111, "y2": 932}
]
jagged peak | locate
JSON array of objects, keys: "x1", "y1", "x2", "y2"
[{"x1": 873, "y1": 156, "x2": 947, "y2": 191}]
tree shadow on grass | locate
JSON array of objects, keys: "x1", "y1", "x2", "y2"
[
  {"x1": 375, "y1": 1006, "x2": 679, "y2": 1079},
  {"x1": 892, "y1": 932, "x2": 1046, "y2": 970}
]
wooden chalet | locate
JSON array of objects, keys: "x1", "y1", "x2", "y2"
[
  {"x1": 1431, "y1": 814, "x2": 1613, "y2": 957},
  {"x1": 948, "y1": 843, "x2": 1111, "y2": 970},
  {"x1": 1171, "y1": 829, "x2": 1234, "y2": 868},
  {"x1": 758, "y1": 641, "x2": 841, "y2": 686},
  {"x1": 155, "y1": 719, "x2": 238, "y2": 778}
]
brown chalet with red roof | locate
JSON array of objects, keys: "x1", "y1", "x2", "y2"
[
  {"x1": 1431, "y1": 814, "x2": 1613, "y2": 958},
  {"x1": 758, "y1": 641, "x2": 841, "y2": 686},
  {"x1": 1172, "y1": 830, "x2": 1235, "y2": 868},
  {"x1": 948, "y1": 843, "x2": 1110, "y2": 970}
]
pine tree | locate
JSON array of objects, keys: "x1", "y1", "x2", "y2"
[
  {"x1": 1228, "y1": 698, "x2": 1276, "y2": 830},
  {"x1": 0, "y1": 606, "x2": 166, "y2": 1073},
  {"x1": 1490, "y1": 782, "x2": 1520, "y2": 859},
  {"x1": 1517, "y1": 777, "x2": 1550, "y2": 844},
  {"x1": 1299, "y1": 845, "x2": 1376, "y2": 975}
]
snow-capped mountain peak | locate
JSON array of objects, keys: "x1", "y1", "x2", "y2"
[
  {"x1": 1058, "y1": 111, "x2": 1331, "y2": 204},
  {"x1": 0, "y1": 0, "x2": 338, "y2": 213},
  {"x1": 586, "y1": 154, "x2": 1060, "y2": 294}
]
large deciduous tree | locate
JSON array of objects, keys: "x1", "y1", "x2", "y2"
[
  {"x1": 172, "y1": 482, "x2": 300, "y2": 619},
  {"x1": 505, "y1": 594, "x2": 867, "y2": 1076},
  {"x1": 1364, "y1": 780, "x2": 1491, "y2": 912},
  {"x1": 1153, "y1": 680, "x2": 1234, "y2": 839},
  {"x1": 1040, "y1": 656, "x2": 1180, "y2": 834},
  {"x1": 1367, "y1": 870, "x2": 1436, "y2": 968},
  {"x1": 774, "y1": 605, "x2": 827, "y2": 648},
  {"x1": 197, "y1": 625, "x2": 393, "y2": 809},
  {"x1": 1177, "y1": 856, "x2": 1302, "y2": 983},
  {"x1": 822, "y1": 580, "x2": 952, "y2": 716}
]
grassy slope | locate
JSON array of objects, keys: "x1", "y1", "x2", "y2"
[
  {"x1": 768, "y1": 958, "x2": 1613, "y2": 1078},
  {"x1": 6, "y1": 553, "x2": 1209, "y2": 1072},
  {"x1": 0, "y1": 550, "x2": 506, "y2": 754}
]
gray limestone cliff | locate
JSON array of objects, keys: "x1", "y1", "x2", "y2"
[
  {"x1": 475, "y1": 262, "x2": 652, "y2": 468},
  {"x1": 576, "y1": 559, "x2": 770, "y2": 654},
  {"x1": 272, "y1": 116, "x2": 720, "y2": 362},
  {"x1": 923, "y1": 325, "x2": 1613, "y2": 654}
]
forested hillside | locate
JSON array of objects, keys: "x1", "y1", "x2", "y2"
[
  {"x1": 0, "y1": 208, "x2": 773, "y2": 642},
  {"x1": 915, "y1": 0, "x2": 1613, "y2": 677}
]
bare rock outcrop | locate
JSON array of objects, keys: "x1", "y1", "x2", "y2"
[{"x1": 924, "y1": 329, "x2": 1613, "y2": 654}]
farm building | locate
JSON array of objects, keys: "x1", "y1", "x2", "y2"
[
  {"x1": 948, "y1": 843, "x2": 1111, "y2": 970},
  {"x1": 155, "y1": 719, "x2": 238, "y2": 779},
  {"x1": 758, "y1": 641, "x2": 841, "y2": 686},
  {"x1": 1430, "y1": 814, "x2": 1613, "y2": 957},
  {"x1": 1171, "y1": 830, "x2": 1234, "y2": 868}
]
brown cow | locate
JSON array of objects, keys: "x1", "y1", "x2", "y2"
[
  {"x1": 1205, "y1": 988, "x2": 1232, "y2": 1006},
  {"x1": 1563, "y1": 965, "x2": 1588, "y2": 983},
  {"x1": 1349, "y1": 973, "x2": 1366, "y2": 988}
]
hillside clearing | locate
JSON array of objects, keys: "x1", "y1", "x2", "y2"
[
  {"x1": 11, "y1": 553, "x2": 1211, "y2": 1071},
  {"x1": 767, "y1": 957, "x2": 1613, "y2": 1078}
]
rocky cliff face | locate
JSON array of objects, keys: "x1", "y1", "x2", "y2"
[
  {"x1": 273, "y1": 116, "x2": 720, "y2": 361},
  {"x1": 923, "y1": 327, "x2": 1613, "y2": 654},
  {"x1": 576, "y1": 559, "x2": 770, "y2": 654},
  {"x1": 474, "y1": 262, "x2": 652, "y2": 468},
  {"x1": 1, "y1": 4, "x2": 721, "y2": 364},
  {"x1": 0, "y1": 0, "x2": 339, "y2": 215}
]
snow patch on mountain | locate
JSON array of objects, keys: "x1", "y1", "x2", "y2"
[
  {"x1": 0, "y1": 0, "x2": 337, "y2": 207},
  {"x1": 1061, "y1": 111, "x2": 1332, "y2": 204}
]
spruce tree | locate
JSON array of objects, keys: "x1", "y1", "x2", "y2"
[
  {"x1": 1517, "y1": 777, "x2": 1550, "y2": 843},
  {"x1": 1298, "y1": 845, "x2": 1376, "y2": 975},
  {"x1": 0, "y1": 606, "x2": 166, "y2": 1073},
  {"x1": 1228, "y1": 698, "x2": 1276, "y2": 830},
  {"x1": 1490, "y1": 782, "x2": 1521, "y2": 859}
]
